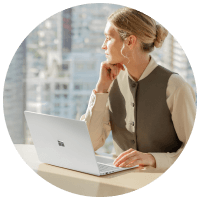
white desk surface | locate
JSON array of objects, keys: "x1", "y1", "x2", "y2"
[{"x1": 15, "y1": 144, "x2": 163, "y2": 197}]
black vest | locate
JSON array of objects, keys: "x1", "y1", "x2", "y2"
[{"x1": 108, "y1": 65, "x2": 182, "y2": 155}]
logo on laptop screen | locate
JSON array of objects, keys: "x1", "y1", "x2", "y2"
[{"x1": 58, "y1": 140, "x2": 65, "y2": 147}]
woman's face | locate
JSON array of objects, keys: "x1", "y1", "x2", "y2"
[{"x1": 102, "y1": 21, "x2": 125, "y2": 65}]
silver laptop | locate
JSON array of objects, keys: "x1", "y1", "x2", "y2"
[{"x1": 24, "y1": 111, "x2": 139, "y2": 176}]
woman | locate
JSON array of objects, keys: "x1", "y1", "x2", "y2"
[{"x1": 80, "y1": 7, "x2": 196, "y2": 171}]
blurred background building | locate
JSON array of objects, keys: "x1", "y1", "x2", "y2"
[
  {"x1": 3, "y1": 3, "x2": 197, "y2": 154},
  {"x1": 3, "y1": 40, "x2": 26, "y2": 144}
]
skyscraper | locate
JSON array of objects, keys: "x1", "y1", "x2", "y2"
[{"x1": 3, "y1": 40, "x2": 26, "y2": 144}]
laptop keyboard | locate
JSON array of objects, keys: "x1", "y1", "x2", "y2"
[{"x1": 97, "y1": 163, "x2": 122, "y2": 173}]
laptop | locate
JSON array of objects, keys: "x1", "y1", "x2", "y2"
[{"x1": 24, "y1": 111, "x2": 139, "y2": 176}]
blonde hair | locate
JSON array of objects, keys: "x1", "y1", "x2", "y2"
[{"x1": 108, "y1": 7, "x2": 168, "y2": 53}]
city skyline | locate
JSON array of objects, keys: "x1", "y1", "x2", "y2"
[{"x1": 3, "y1": 4, "x2": 196, "y2": 154}]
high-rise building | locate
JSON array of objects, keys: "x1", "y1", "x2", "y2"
[
  {"x1": 71, "y1": 3, "x2": 122, "y2": 53},
  {"x1": 151, "y1": 34, "x2": 196, "y2": 94},
  {"x1": 62, "y1": 8, "x2": 72, "y2": 53},
  {"x1": 24, "y1": 4, "x2": 123, "y2": 146},
  {"x1": 3, "y1": 40, "x2": 26, "y2": 144}
]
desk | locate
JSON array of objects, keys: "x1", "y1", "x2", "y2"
[{"x1": 15, "y1": 144, "x2": 163, "y2": 197}]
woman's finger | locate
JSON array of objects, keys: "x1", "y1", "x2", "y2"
[
  {"x1": 114, "y1": 63, "x2": 124, "y2": 75},
  {"x1": 114, "y1": 149, "x2": 136, "y2": 166},
  {"x1": 125, "y1": 159, "x2": 143, "y2": 168},
  {"x1": 113, "y1": 148, "x2": 134, "y2": 165},
  {"x1": 112, "y1": 63, "x2": 124, "y2": 76},
  {"x1": 114, "y1": 148, "x2": 134, "y2": 164},
  {"x1": 106, "y1": 67, "x2": 115, "y2": 81},
  {"x1": 111, "y1": 65, "x2": 118, "y2": 80},
  {"x1": 117, "y1": 63, "x2": 125, "y2": 71},
  {"x1": 118, "y1": 156, "x2": 138, "y2": 167},
  {"x1": 113, "y1": 65, "x2": 118, "y2": 77},
  {"x1": 112, "y1": 73, "x2": 115, "y2": 81},
  {"x1": 106, "y1": 63, "x2": 124, "y2": 80}
]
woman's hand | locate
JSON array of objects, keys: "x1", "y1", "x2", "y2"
[
  {"x1": 113, "y1": 148, "x2": 156, "y2": 168},
  {"x1": 99, "y1": 61, "x2": 124, "y2": 82},
  {"x1": 95, "y1": 61, "x2": 125, "y2": 93}
]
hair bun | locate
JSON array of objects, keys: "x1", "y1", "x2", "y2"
[{"x1": 154, "y1": 24, "x2": 168, "y2": 48}]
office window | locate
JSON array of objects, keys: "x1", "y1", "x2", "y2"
[
  {"x1": 45, "y1": 95, "x2": 50, "y2": 101},
  {"x1": 45, "y1": 84, "x2": 50, "y2": 91},
  {"x1": 73, "y1": 95, "x2": 82, "y2": 101},
  {"x1": 63, "y1": 84, "x2": 68, "y2": 90},
  {"x1": 74, "y1": 84, "x2": 82, "y2": 90},
  {"x1": 5, "y1": 4, "x2": 196, "y2": 157},
  {"x1": 75, "y1": 61, "x2": 84, "y2": 70},
  {"x1": 54, "y1": 103, "x2": 60, "y2": 107},
  {"x1": 75, "y1": 85, "x2": 80, "y2": 90},
  {"x1": 55, "y1": 94, "x2": 60, "y2": 99},
  {"x1": 64, "y1": 103, "x2": 68, "y2": 107},
  {"x1": 87, "y1": 63, "x2": 95, "y2": 70},
  {"x1": 63, "y1": 94, "x2": 68, "y2": 99},
  {"x1": 62, "y1": 63, "x2": 69, "y2": 70},
  {"x1": 55, "y1": 83, "x2": 60, "y2": 90}
]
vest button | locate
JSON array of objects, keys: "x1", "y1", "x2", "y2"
[
  {"x1": 132, "y1": 83, "x2": 136, "y2": 87},
  {"x1": 132, "y1": 103, "x2": 135, "y2": 107},
  {"x1": 132, "y1": 122, "x2": 134, "y2": 126}
]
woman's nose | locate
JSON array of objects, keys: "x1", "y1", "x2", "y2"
[{"x1": 101, "y1": 40, "x2": 107, "y2": 50}]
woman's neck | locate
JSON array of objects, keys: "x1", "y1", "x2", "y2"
[{"x1": 124, "y1": 52, "x2": 150, "y2": 82}]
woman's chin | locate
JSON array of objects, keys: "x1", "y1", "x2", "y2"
[{"x1": 106, "y1": 57, "x2": 110, "y2": 62}]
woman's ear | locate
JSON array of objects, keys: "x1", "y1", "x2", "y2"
[{"x1": 127, "y1": 35, "x2": 137, "y2": 50}]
